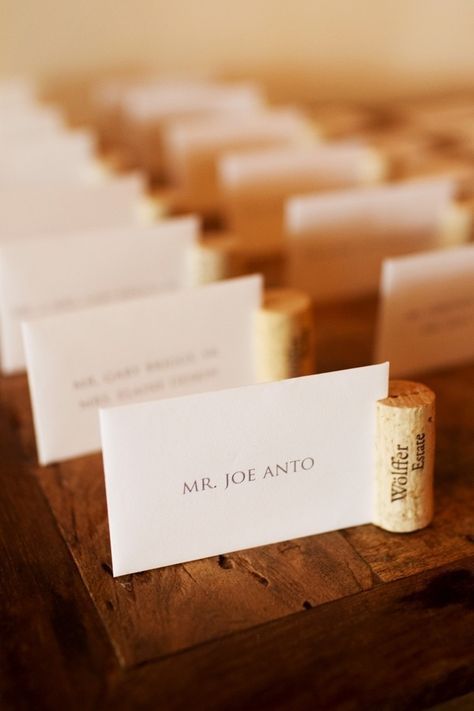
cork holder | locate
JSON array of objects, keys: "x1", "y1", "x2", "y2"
[
  {"x1": 374, "y1": 380, "x2": 435, "y2": 533},
  {"x1": 255, "y1": 288, "x2": 316, "y2": 382},
  {"x1": 188, "y1": 235, "x2": 246, "y2": 285}
]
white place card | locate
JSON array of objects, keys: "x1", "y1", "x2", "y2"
[
  {"x1": 23, "y1": 275, "x2": 262, "y2": 464},
  {"x1": 375, "y1": 245, "x2": 474, "y2": 376},
  {"x1": 0, "y1": 176, "x2": 143, "y2": 240},
  {"x1": 0, "y1": 131, "x2": 96, "y2": 186},
  {"x1": 123, "y1": 80, "x2": 264, "y2": 120},
  {"x1": 164, "y1": 108, "x2": 317, "y2": 212},
  {"x1": 285, "y1": 179, "x2": 456, "y2": 302},
  {"x1": 219, "y1": 143, "x2": 385, "y2": 252},
  {"x1": 0, "y1": 77, "x2": 36, "y2": 108},
  {"x1": 123, "y1": 81, "x2": 265, "y2": 178},
  {"x1": 0, "y1": 216, "x2": 198, "y2": 373},
  {"x1": 0, "y1": 104, "x2": 64, "y2": 139},
  {"x1": 100, "y1": 362, "x2": 389, "y2": 575}
]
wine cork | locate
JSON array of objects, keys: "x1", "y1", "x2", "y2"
[
  {"x1": 438, "y1": 203, "x2": 472, "y2": 247},
  {"x1": 357, "y1": 147, "x2": 388, "y2": 184},
  {"x1": 374, "y1": 380, "x2": 435, "y2": 533},
  {"x1": 256, "y1": 288, "x2": 316, "y2": 382},
  {"x1": 188, "y1": 234, "x2": 246, "y2": 285},
  {"x1": 135, "y1": 194, "x2": 165, "y2": 224},
  {"x1": 144, "y1": 187, "x2": 183, "y2": 220}
]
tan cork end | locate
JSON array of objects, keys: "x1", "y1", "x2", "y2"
[
  {"x1": 374, "y1": 379, "x2": 435, "y2": 533},
  {"x1": 188, "y1": 235, "x2": 246, "y2": 285},
  {"x1": 255, "y1": 288, "x2": 316, "y2": 382}
]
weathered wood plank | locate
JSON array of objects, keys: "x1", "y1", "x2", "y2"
[
  {"x1": 105, "y1": 557, "x2": 474, "y2": 711},
  {"x1": 0, "y1": 404, "x2": 116, "y2": 710},
  {"x1": 1, "y1": 373, "x2": 36, "y2": 458},
  {"x1": 36, "y1": 453, "x2": 375, "y2": 666},
  {"x1": 1, "y1": 299, "x2": 472, "y2": 670}
]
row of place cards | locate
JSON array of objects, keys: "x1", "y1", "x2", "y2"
[
  {"x1": 12, "y1": 240, "x2": 472, "y2": 467},
  {"x1": 17, "y1": 241, "x2": 472, "y2": 576},
  {"x1": 2, "y1": 79, "x2": 473, "y2": 578}
]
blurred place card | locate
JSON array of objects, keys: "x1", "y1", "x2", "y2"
[
  {"x1": 0, "y1": 216, "x2": 198, "y2": 373},
  {"x1": 164, "y1": 108, "x2": 317, "y2": 213},
  {"x1": 101, "y1": 363, "x2": 389, "y2": 575},
  {"x1": 123, "y1": 80, "x2": 264, "y2": 122},
  {"x1": 0, "y1": 176, "x2": 144, "y2": 240},
  {"x1": 219, "y1": 143, "x2": 385, "y2": 253},
  {"x1": 0, "y1": 77, "x2": 36, "y2": 107},
  {"x1": 285, "y1": 179, "x2": 457, "y2": 302},
  {"x1": 375, "y1": 245, "x2": 474, "y2": 376},
  {"x1": 0, "y1": 104, "x2": 64, "y2": 139},
  {"x1": 0, "y1": 131, "x2": 96, "y2": 186},
  {"x1": 122, "y1": 80, "x2": 265, "y2": 179},
  {"x1": 23, "y1": 275, "x2": 262, "y2": 464}
]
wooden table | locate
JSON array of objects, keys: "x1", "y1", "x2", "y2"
[{"x1": 1, "y1": 299, "x2": 473, "y2": 710}]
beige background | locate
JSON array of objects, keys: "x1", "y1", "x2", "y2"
[{"x1": 1, "y1": 0, "x2": 474, "y2": 102}]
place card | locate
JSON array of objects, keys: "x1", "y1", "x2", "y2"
[
  {"x1": 219, "y1": 143, "x2": 385, "y2": 253},
  {"x1": 0, "y1": 104, "x2": 64, "y2": 140},
  {"x1": 374, "y1": 245, "x2": 474, "y2": 376},
  {"x1": 23, "y1": 275, "x2": 262, "y2": 464},
  {"x1": 93, "y1": 77, "x2": 215, "y2": 135},
  {"x1": 122, "y1": 81, "x2": 265, "y2": 180},
  {"x1": 0, "y1": 216, "x2": 198, "y2": 373},
  {"x1": 100, "y1": 362, "x2": 389, "y2": 575},
  {"x1": 285, "y1": 179, "x2": 457, "y2": 301},
  {"x1": 0, "y1": 130, "x2": 96, "y2": 186},
  {"x1": 0, "y1": 77, "x2": 36, "y2": 108},
  {"x1": 0, "y1": 176, "x2": 144, "y2": 240},
  {"x1": 163, "y1": 108, "x2": 317, "y2": 213}
]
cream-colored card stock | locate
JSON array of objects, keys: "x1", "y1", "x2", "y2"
[
  {"x1": 164, "y1": 109, "x2": 317, "y2": 213},
  {"x1": 94, "y1": 78, "x2": 264, "y2": 152},
  {"x1": 23, "y1": 275, "x2": 262, "y2": 464},
  {"x1": 219, "y1": 143, "x2": 385, "y2": 252},
  {"x1": 100, "y1": 363, "x2": 389, "y2": 575},
  {"x1": 375, "y1": 245, "x2": 474, "y2": 376},
  {"x1": 0, "y1": 131, "x2": 96, "y2": 186},
  {"x1": 0, "y1": 104, "x2": 64, "y2": 140},
  {"x1": 285, "y1": 179, "x2": 458, "y2": 301},
  {"x1": 0, "y1": 77, "x2": 37, "y2": 107},
  {"x1": 0, "y1": 216, "x2": 198, "y2": 373},
  {"x1": 122, "y1": 81, "x2": 265, "y2": 179},
  {"x1": 0, "y1": 176, "x2": 144, "y2": 240}
]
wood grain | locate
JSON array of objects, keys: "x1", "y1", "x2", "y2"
[
  {"x1": 105, "y1": 557, "x2": 474, "y2": 710},
  {"x1": 36, "y1": 453, "x2": 376, "y2": 666},
  {"x1": 0, "y1": 405, "x2": 116, "y2": 710}
]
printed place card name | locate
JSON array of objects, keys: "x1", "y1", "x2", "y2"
[
  {"x1": 183, "y1": 456, "x2": 316, "y2": 495},
  {"x1": 0, "y1": 216, "x2": 198, "y2": 373},
  {"x1": 100, "y1": 363, "x2": 389, "y2": 575},
  {"x1": 375, "y1": 244, "x2": 474, "y2": 376},
  {"x1": 23, "y1": 275, "x2": 262, "y2": 464}
]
